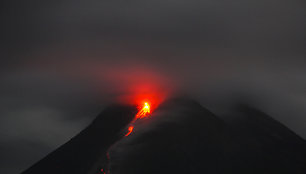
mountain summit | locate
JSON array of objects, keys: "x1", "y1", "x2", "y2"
[{"x1": 22, "y1": 99, "x2": 306, "y2": 174}]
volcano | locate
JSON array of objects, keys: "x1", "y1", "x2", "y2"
[{"x1": 22, "y1": 99, "x2": 306, "y2": 174}]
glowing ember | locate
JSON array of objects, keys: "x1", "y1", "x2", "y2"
[
  {"x1": 125, "y1": 102, "x2": 152, "y2": 137},
  {"x1": 136, "y1": 102, "x2": 151, "y2": 119},
  {"x1": 125, "y1": 126, "x2": 134, "y2": 136}
]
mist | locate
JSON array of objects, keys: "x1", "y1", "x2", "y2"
[{"x1": 1, "y1": 0, "x2": 306, "y2": 173}]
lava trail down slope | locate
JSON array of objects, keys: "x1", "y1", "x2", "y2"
[{"x1": 22, "y1": 99, "x2": 306, "y2": 174}]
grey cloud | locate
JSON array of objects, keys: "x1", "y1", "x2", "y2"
[{"x1": 1, "y1": 0, "x2": 306, "y2": 173}]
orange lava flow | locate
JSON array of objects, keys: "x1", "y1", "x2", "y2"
[
  {"x1": 125, "y1": 126, "x2": 134, "y2": 137},
  {"x1": 136, "y1": 102, "x2": 151, "y2": 119},
  {"x1": 125, "y1": 102, "x2": 151, "y2": 137}
]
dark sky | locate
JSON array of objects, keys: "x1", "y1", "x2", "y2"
[{"x1": 1, "y1": 0, "x2": 306, "y2": 173}]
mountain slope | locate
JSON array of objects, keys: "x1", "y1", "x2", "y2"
[
  {"x1": 22, "y1": 99, "x2": 306, "y2": 174},
  {"x1": 22, "y1": 104, "x2": 137, "y2": 174},
  {"x1": 223, "y1": 104, "x2": 306, "y2": 173}
]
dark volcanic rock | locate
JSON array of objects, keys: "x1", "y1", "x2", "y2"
[
  {"x1": 223, "y1": 104, "x2": 306, "y2": 174},
  {"x1": 108, "y1": 98, "x2": 229, "y2": 174},
  {"x1": 22, "y1": 99, "x2": 306, "y2": 174},
  {"x1": 22, "y1": 104, "x2": 137, "y2": 174}
]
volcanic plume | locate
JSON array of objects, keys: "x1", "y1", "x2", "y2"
[{"x1": 22, "y1": 98, "x2": 306, "y2": 174}]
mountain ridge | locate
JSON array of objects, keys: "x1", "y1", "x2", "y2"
[{"x1": 22, "y1": 99, "x2": 306, "y2": 174}]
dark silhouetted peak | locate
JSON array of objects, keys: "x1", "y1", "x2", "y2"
[
  {"x1": 108, "y1": 98, "x2": 228, "y2": 174},
  {"x1": 21, "y1": 99, "x2": 306, "y2": 174},
  {"x1": 160, "y1": 97, "x2": 203, "y2": 108},
  {"x1": 223, "y1": 103, "x2": 306, "y2": 173},
  {"x1": 233, "y1": 103, "x2": 304, "y2": 141},
  {"x1": 157, "y1": 97, "x2": 219, "y2": 121},
  {"x1": 22, "y1": 104, "x2": 137, "y2": 174},
  {"x1": 90, "y1": 104, "x2": 137, "y2": 136}
]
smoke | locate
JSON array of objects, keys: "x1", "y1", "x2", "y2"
[{"x1": 1, "y1": 0, "x2": 306, "y2": 173}]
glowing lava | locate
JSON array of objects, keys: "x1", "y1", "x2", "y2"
[
  {"x1": 125, "y1": 102, "x2": 151, "y2": 137},
  {"x1": 125, "y1": 126, "x2": 134, "y2": 137},
  {"x1": 136, "y1": 102, "x2": 151, "y2": 119}
]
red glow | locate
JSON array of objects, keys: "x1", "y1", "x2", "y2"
[
  {"x1": 125, "y1": 101, "x2": 153, "y2": 137},
  {"x1": 125, "y1": 126, "x2": 134, "y2": 136},
  {"x1": 118, "y1": 92, "x2": 164, "y2": 112},
  {"x1": 136, "y1": 102, "x2": 151, "y2": 119}
]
